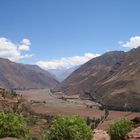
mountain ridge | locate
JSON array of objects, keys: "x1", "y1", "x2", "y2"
[
  {"x1": 0, "y1": 58, "x2": 59, "y2": 89},
  {"x1": 53, "y1": 47, "x2": 140, "y2": 110}
]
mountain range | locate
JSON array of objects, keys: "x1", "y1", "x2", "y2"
[
  {"x1": 0, "y1": 46, "x2": 140, "y2": 110},
  {"x1": 53, "y1": 47, "x2": 140, "y2": 110},
  {"x1": 0, "y1": 58, "x2": 59, "y2": 89}
]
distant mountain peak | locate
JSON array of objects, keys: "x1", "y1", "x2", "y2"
[{"x1": 48, "y1": 65, "x2": 79, "y2": 82}]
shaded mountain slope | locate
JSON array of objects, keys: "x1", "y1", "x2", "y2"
[
  {"x1": 95, "y1": 47, "x2": 140, "y2": 110},
  {"x1": 54, "y1": 47, "x2": 140, "y2": 110},
  {"x1": 54, "y1": 51, "x2": 125, "y2": 96},
  {"x1": 0, "y1": 58, "x2": 59, "y2": 89}
]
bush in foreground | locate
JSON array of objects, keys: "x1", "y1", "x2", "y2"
[
  {"x1": 0, "y1": 111, "x2": 30, "y2": 139},
  {"x1": 108, "y1": 118, "x2": 133, "y2": 140},
  {"x1": 44, "y1": 115, "x2": 93, "y2": 140}
]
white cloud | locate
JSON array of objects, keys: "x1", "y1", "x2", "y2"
[
  {"x1": 121, "y1": 36, "x2": 140, "y2": 48},
  {"x1": 0, "y1": 37, "x2": 33, "y2": 61},
  {"x1": 20, "y1": 54, "x2": 34, "y2": 59},
  {"x1": 118, "y1": 41, "x2": 123, "y2": 44},
  {"x1": 22, "y1": 39, "x2": 31, "y2": 46},
  {"x1": 19, "y1": 39, "x2": 31, "y2": 51},
  {"x1": 36, "y1": 53, "x2": 100, "y2": 70}
]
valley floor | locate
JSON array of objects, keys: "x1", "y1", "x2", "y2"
[{"x1": 17, "y1": 89, "x2": 140, "y2": 130}]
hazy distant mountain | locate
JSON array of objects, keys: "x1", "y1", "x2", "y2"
[
  {"x1": 0, "y1": 58, "x2": 59, "y2": 89},
  {"x1": 48, "y1": 66, "x2": 79, "y2": 82},
  {"x1": 53, "y1": 47, "x2": 140, "y2": 110}
]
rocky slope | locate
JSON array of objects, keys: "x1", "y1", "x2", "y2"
[
  {"x1": 0, "y1": 58, "x2": 59, "y2": 89},
  {"x1": 53, "y1": 47, "x2": 140, "y2": 110},
  {"x1": 0, "y1": 87, "x2": 33, "y2": 115}
]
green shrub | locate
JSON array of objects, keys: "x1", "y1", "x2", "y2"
[
  {"x1": 0, "y1": 111, "x2": 30, "y2": 139},
  {"x1": 108, "y1": 118, "x2": 133, "y2": 140},
  {"x1": 44, "y1": 115, "x2": 93, "y2": 140}
]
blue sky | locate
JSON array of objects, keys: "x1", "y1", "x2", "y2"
[{"x1": 0, "y1": 0, "x2": 140, "y2": 69}]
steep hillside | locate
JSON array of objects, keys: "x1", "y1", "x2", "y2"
[
  {"x1": 54, "y1": 51, "x2": 125, "y2": 96},
  {"x1": 0, "y1": 87, "x2": 33, "y2": 115},
  {"x1": 95, "y1": 47, "x2": 140, "y2": 110},
  {"x1": 0, "y1": 58, "x2": 59, "y2": 89},
  {"x1": 53, "y1": 47, "x2": 140, "y2": 110}
]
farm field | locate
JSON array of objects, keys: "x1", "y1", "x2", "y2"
[{"x1": 17, "y1": 89, "x2": 140, "y2": 130}]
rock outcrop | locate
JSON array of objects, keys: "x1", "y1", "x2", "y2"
[
  {"x1": 125, "y1": 127, "x2": 140, "y2": 140},
  {"x1": 93, "y1": 129, "x2": 110, "y2": 140}
]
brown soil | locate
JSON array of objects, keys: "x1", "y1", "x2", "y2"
[{"x1": 17, "y1": 89, "x2": 140, "y2": 130}]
